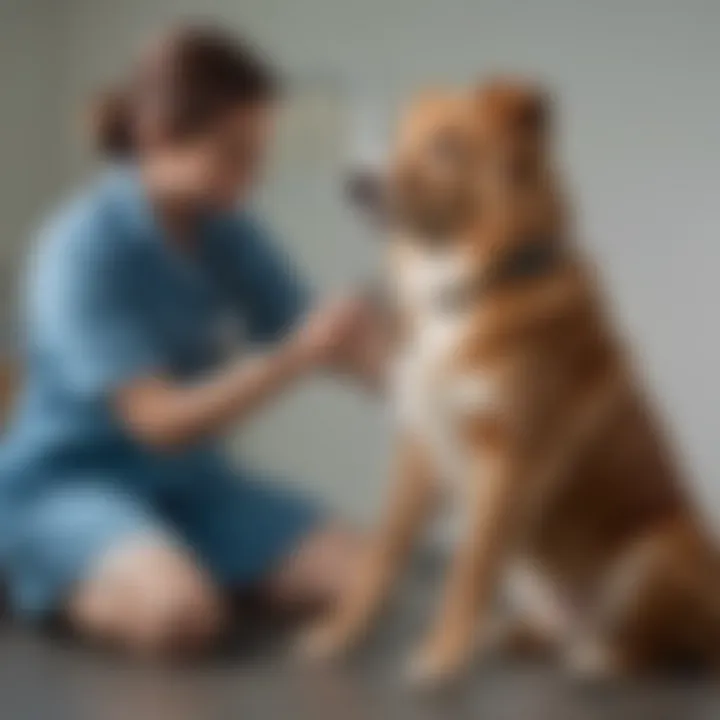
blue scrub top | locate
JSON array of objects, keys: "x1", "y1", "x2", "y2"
[{"x1": 0, "y1": 166, "x2": 309, "y2": 509}]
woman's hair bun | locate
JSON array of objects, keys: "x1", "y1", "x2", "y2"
[{"x1": 88, "y1": 86, "x2": 134, "y2": 158}]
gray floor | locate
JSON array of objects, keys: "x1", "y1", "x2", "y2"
[{"x1": 2, "y1": 557, "x2": 719, "y2": 720}]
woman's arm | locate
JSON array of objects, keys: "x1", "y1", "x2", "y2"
[
  {"x1": 213, "y1": 216, "x2": 390, "y2": 393},
  {"x1": 335, "y1": 321, "x2": 388, "y2": 393},
  {"x1": 115, "y1": 297, "x2": 363, "y2": 451}
]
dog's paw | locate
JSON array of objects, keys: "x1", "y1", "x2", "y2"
[
  {"x1": 293, "y1": 619, "x2": 357, "y2": 664},
  {"x1": 481, "y1": 616, "x2": 559, "y2": 660},
  {"x1": 565, "y1": 640, "x2": 623, "y2": 683},
  {"x1": 403, "y1": 635, "x2": 472, "y2": 690}
]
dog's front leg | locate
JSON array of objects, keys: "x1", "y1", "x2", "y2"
[
  {"x1": 406, "y1": 444, "x2": 524, "y2": 687},
  {"x1": 298, "y1": 435, "x2": 437, "y2": 662}
]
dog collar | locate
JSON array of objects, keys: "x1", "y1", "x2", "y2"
[{"x1": 435, "y1": 236, "x2": 564, "y2": 312}]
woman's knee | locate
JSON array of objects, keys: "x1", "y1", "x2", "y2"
[{"x1": 68, "y1": 538, "x2": 226, "y2": 657}]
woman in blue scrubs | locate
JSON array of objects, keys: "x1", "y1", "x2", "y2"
[{"x1": 0, "y1": 25, "x2": 379, "y2": 656}]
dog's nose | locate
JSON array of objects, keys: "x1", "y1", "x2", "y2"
[{"x1": 344, "y1": 169, "x2": 383, "y2": 214}]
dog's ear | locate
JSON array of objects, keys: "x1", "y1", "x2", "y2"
[
  {"x1": 477, "y1": 78, "x2": 553, "y2": 141},
  {"x1": 476, "y1": 79, "x2": 554, "y2": 193},
  {"x1": 514, "y1": 87, "x2": 552, "y2": 140}
]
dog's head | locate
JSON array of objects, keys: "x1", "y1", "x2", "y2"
[{"x1": 348, "y1": 78, "x2": 561, "y2": 251}]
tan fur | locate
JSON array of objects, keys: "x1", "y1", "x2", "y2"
[{"x1": 306, "y1": 79, "x2": 720, "y2": 686}]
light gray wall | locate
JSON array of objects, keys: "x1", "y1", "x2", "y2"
[
  {"x1": 0, "y1": 0, "x2": 68, "y2": 338},
  {"x1": 6, "y1": 0, "x2": 720, "y2": 521}
]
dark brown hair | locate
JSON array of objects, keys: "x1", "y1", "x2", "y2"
[{"x1": 90, "y1": 24, "x2": 280, "y2": 157}]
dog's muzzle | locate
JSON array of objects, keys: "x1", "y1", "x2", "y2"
[{"x1": 344, "y1": 168, "x2": 388, "y2": 229}]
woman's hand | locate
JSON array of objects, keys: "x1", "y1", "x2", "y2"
[
  {"x1": 309, "y1": 294, "x2": 390, "y2": 391},
  {"x1": 289, "y1": 296, "x2": 370, "y2": 371}
]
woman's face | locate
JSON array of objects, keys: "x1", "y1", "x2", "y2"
[{"x1": 151, "y1": 102, "x2": 275, "y2": 210}]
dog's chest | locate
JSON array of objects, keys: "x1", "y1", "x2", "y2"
[{"x1": 390, "y1": 246, "x2": 495, "y2": 486}]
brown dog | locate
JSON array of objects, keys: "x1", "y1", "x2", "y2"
[{"x1": 301, "y1": 79, "x2": 720, "y2": 687}]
